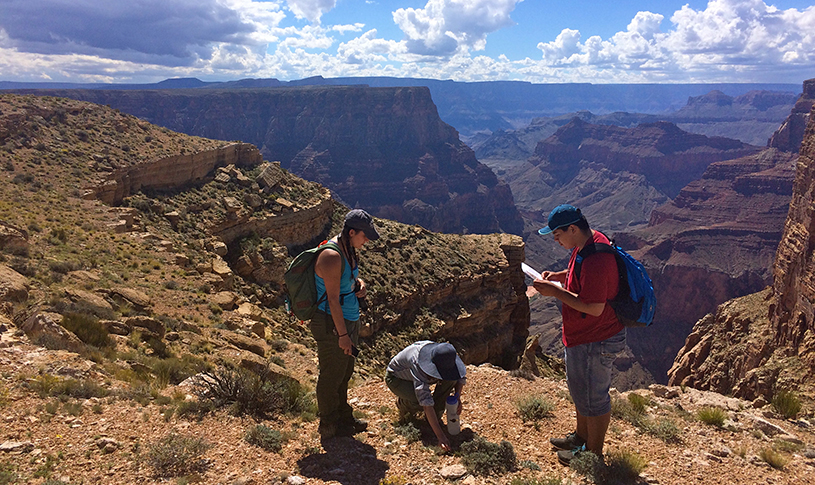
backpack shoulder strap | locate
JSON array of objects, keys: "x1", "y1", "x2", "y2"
[{"x1": 574, "y1": 241, "x2": 615, "y2": 281}]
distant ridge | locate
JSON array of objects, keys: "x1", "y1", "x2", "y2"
[{"x1": 1, "y1": 76, "x2": 799, "y2": 136}]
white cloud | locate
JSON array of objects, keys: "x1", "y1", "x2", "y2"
[
  {"x1": 535, "y1": 0, "x2": 815, "y2": 80},
  {"x1": 393, "y1": 0, "x2": 522, "y2": 57},
  {"x1": 285, "y1": 0, "x2": 336, "y2": 24}
]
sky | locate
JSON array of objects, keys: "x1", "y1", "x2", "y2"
[{"x1": 0, "y1": 0, "x2": 814, "y2": 85}]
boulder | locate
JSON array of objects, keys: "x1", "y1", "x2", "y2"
[
  {"x1": 108, "y1": 287, "x2": 152, "y2": 309},
  {"x1": 0, "y1": 265, "x2": 29, "y2": 303},
  {"x1": 0, "y1": 222, "x2": 28, "y2": 254},
  {"x1": 122, "y1": 316, "x2": 165, "y2": 339},
  {"x1": 64, "y1": 288, "x2": 113, "y2": 317},
  {"x1": 19, "y1": 312, "x2": 84, "y2": 353},
  {"x1": 212, "y1": 291, "x2": 239, "y2": 310}
]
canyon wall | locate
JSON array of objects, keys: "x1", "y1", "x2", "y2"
[
  {"x1": 667, "y1": 91, "x2": 815, "y2": 400},
  {"x1": 19, "y1": 87, "x2": 523, "y2": 236}
]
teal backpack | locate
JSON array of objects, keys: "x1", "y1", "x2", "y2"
[{"x1": 284, "y1": 241, "x2": 354, "y2": 321}]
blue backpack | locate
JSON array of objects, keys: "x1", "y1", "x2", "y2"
[{"x1": 574, "y1": 237, "x2": 656, "y2": 327}]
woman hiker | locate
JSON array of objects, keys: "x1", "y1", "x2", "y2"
[{"x1": 312, "y1": 209, "x2": 380, "y2": 439}]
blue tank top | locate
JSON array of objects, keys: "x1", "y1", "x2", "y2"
[{"x1": 315, "y1": 246, "x2": 360, "y2": 321}]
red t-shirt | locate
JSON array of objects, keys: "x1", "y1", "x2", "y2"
[{"x1": 562, "y1": 230, "x2": 623, "y2": 347}]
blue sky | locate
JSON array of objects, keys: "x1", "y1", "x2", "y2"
[{"x1": 0, "y1": 0, "x2": 814, "y2": 84}]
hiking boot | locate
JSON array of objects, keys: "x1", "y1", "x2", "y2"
[
  {"x1": 340, "y1": 416, "x2": 368, "y2": 433},
  {"x1": 557, "y1": 444, "x2": 588, "y2": 466},
  {"x1": 318, "y1": 422, "x2": 338, "y2": 439},
  {"x1": 550, "y1": 431, "x2": 586, "y2": 451}
]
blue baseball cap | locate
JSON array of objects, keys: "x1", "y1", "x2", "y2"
[{"x1": 538, "y1": 204, "x2": 584, "y2": 235}]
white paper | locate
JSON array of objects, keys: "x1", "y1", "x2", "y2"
[
  {"x1": 522, "y1": 263, "x2": 562, "y2": 288},
  {"x1": 521, "y1": 263, "x2": 541, "y2": 280}
]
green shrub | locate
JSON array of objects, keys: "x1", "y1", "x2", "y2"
[
  {"x1": 571, "y1": 448, "x2": 647, "y2": 484},
  {"x1": 627, "y1": 393, "x2": 650, "y2": 414},
  {"x1": 509, "y1": 478, "x2": 561, "y2": 485},
  {"x1": 191, "y1": 364, "x2": 313, "y2": 419},
  {"x1": 696, "y1": 406, "x2": 727, "y2": 428},
  {"x1": 26, "y1": 374, "x2": 109, "y2": 399},
  {"x1": 643, "y1": 417, "x2": 682, "y2": 443},
  {"x1": 393, "y1": 422, "x2": 421, "y2": 443},
  {"x1": 174, "y1": 399, "x2": 216, "y2": 420},
  {"x1": 145, "y1": 433, "x2": 211, "y2": 477},
  {"x1": 244, "y1": 425, "x2": 285, "y2": 452},
  {"x1": 604, "y1": 449, "x2": 648, "y2": 482},
  {"x1": 771, "y1": 390, "x2": 802, "y2": 419},
  {"x1": 150, "y1": 355, "x2": 208, "y2": 386},
  {"x1": 759, "y1": 447, "x2": 790, "y2": 470},
  {"x1": 460, "y1": 437, "x2": 516, "y2": 476},
  {"x1": 611, "y1": 396, "x2": 646, "y2": 427},
  {"x1": 0, "y1": 461, "x2": 17, "y2": 485},
  {"x1": 515, "y1": 395, "x2": 555, "y2": 422},
  {"x1": 60, "y1": 312, "x2": 112, "y2": 348}
]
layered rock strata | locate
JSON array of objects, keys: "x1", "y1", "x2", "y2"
[
  {"x1": 668, "y1": 103, "x2": 815, "y2": 400},
  {"x1": 22, "y1": 87, "x2": 523, "y2": 236},
  {"x1": 88, "y1": 143, "x2": 262, "y2": 205},
  {"x1": 769, "y1": 78, "x2": 815, "y2": 153},
  {"x1": 530, "y1": 118, "x2": 761, "y2": 198}
]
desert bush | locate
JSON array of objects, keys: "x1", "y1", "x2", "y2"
[
  {"x1": 145, "y1": 433, "x2": 211, "y2": 477},
  {"x1": 627, "y1": 393, "x2": 650, "y2": 414},
  {"x1": 460, "y1": 437, "x2": 516, "y2": 476},
  {"x1": 394, "y1": 422, "x2": 421, "y2": 443},
  {"x1": 759, "y1": 447, "x2": 790, "y2": 470},
  {"x1": 696, "y1": 406, "x2": 727, "y2": 427},
  {"x1": 515, "y1": 395, "x2": 555, "y2": 422},
  {"x1": 191, "y1": 364, "x2": 312, "y2": 419},
  {"x1": 0, "y1": 383, "x2": 9, "y2": 407},
  {"x1": 269, "y1": 339, "x2": 289, "y2": 352},
  {"x1": 150, "y1": 355, "x2": 208, "y2": 386},
  {"x1": 26, "y1": 374, "x2": 108, "y2": 400},
  {"x1": 642, "y1": 417, "x2": 682, "y2": 443},
  {"x1": 0, "y1": 461, "x2": 17, "y2": 485},
  {"x1": 60, "y1": 312, "x2": 112, "y2": 348},
  {"x1": 244, "y1": 424, "x2": 285, "y2": 452},
  {"x1": 604, "y1": 449, "x2": 648, "y2": 482},
  {"x1": 509, "y1": 477, "x2": 562, "y2": 485},
  {"x1": 611, "y1": 395, "x2": 646, "y2": 427},
  {"x1": 571, "y1": 448, "x2": 647, "y2": 484},
  {"x1": 771, "y1": 390, "x2": 802, "y2": 419},
  {"x1": 174, "y1": 399, "x2": 216, "y2": 420}
]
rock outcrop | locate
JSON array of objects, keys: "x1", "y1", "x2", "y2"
[
  {"x1": 625, "y1": 147, "x2": 796, "y2": 382},
  {"x1": 668, "y1": 102, "x2": 815, "y2": 400},
  {"x1": 20, "y1": 87, "x2": 523, "y2": 236},
  {"x1": 768, "y1": 78, "x2": 815, "y2": 153},
  {"x1": 530, "y1": 118, "x2": 761, "y2": 198},
  {"x1": 88, "y1": 143, "x2": 262, "y2": 205}
]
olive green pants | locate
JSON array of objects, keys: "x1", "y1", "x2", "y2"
[{"x1": 310, "y1": 310, "x2": 359, "y2": 427}]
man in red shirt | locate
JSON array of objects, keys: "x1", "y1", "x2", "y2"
[{"x1": 533, "y1": 204, "x2": 626, "y2": 466}]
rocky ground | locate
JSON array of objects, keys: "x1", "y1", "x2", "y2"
[{"x1": 1, "y1": 328, "x2": 813, "y2": 485}]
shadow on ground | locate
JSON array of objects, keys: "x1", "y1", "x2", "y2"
[{"x1": 297, "y1": 436, "x2": 388, "y2": 485}]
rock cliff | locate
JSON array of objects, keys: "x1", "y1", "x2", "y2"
[
  {"x1": 625, "y1": 146, "x2": 796, "y2": 382},
  {"x1": 14, "y1": 87, "x2": 523, "y2": 236},
  {"x1": 530, "y1": 118, "x2": 761, "y2": 198},
  {"x1": 769, "y1": 78, "x2": 815, "y2": 152},
  {"x1": 668, "y1": 102, "x2": 815, "y2": 401}
]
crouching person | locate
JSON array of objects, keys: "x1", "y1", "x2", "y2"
[{"x1": 385, "y1": 341, "x2": 466, "y2": 451}]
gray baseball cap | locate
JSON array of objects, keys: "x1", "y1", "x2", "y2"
[{"x1": 344, "y1": 209, "x2": 380, "y2": 240}]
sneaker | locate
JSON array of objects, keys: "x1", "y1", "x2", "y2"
[
  {"x1": 557, "y1": 444, "x2": 587, "y2": 466},
  {"x1": 549, "y1": 432, "x2": 586, "y2": 451}
]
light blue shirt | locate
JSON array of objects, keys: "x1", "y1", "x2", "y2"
[{"x1": 314, "y1": 246, "x2": 360, "y2": 321}]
